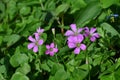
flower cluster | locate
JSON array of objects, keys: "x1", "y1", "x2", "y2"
[
  {"x1": 28, "y1": 28, "x2": 44, "y2": 53},
  {"x1": 28, "y1": 27, "x2": 58, "y2": 56},
  {"x1": 65, "y1": 24, "x2": 100, "y2": 54},
  {"x1": 28, "y1": 24, "x2": 100, "y2": 56}
]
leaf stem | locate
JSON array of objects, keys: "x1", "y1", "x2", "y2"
[{"x1": 39, "y1": 0, "x2": 45, "y2": 10}]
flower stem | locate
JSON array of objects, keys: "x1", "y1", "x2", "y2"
[
  {"x1": 55, "y1": 54, "x2": 59, "y2": 63},
  {"x1": 85, "y1": 42, "x2": 91, "y2": 80},
  {"x1": 85, "y1": 51, "x2": 90, "y2": 80},
  {"x1": 61, "y1": 15, "x2": 64, "y2": 35}
]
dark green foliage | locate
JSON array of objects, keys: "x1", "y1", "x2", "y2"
[{"x1": 0, "y1": 0, "x2": 120, "y2": 80}]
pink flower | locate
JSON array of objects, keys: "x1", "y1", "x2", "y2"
[
  {"x1": 65, "y1": 24, "x2": 83, "y2": 37},
  {"x1": 28, "y1": 34, "x2": 44, "y2": 52},
  {"x1": 34, "y1": 27, "x2": 44, "y2": 36},
  {"x1": 67, "y1": 35, "x2": 86, "y2": 54},
  {"x1": 45, "y1": 43, "x2": 58, "y2": 56},
  {"x1": 84, "y1": 27, "x2": 100, "y2": 42}
]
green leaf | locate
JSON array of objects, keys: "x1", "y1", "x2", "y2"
[
  {"x1": 115, "y1": 58, "x2": 120, "y2": 69},
  {"x1": 58, "y1": 46, "x2": 70, "y2": 56},
  {"x1": 41, "y1": 33, "x2": 47, "y2": 42},
  {"x1": 0, "y1": 73, "x2": 5, "y2": 80},
  {"x1": 20, "y1": 6, "x2": 31, "y2": 16},
  {"x1": 51, "y1": 63, "x2": 64, "y2": 75},
  {"x1": 7, "y1": 0, "x2": 17, "y2": 20},
  {"x1": 41, "y1": 62, "x2": 50, "y2": 72},
  {"x1": 34, "y1": 59, "x2": 41, "y2": 71},
  {"x1": 11, "y1": 72, "x2": 29, "y2": 80},
  {"x1": 93, "y1": 56, "x2": 102, "y2": 66},
  {"x1": 15, "y1": 46, "x2": 21, "y2": 54},
  {"x1": 47, "y1": 60, "x2": 55, "y2": 68},
  {"x1": 99, "y1": 68, "x2": 120, "y2": 80},
  {"x1": 100, "y1": 23, "x2": 120, "y2": 37},
  {"x1": 49, "y1": 76, "x2": 55, "y2": 80},
  {"x1": 66, "y1": 60, "x2": 75, "y2": 72},
  {"x1": 45, "y1": 0, "x2": 55, "y2": 11},
  {"x1": 16, "y1": 63, "x2": 31, "y2": 75},
  {"x1": 0, "y1": 36, "x2": 3, "y2": 46},
  {"x1": 98, "y1": 12, "x2": 107, "y2": 22},
  {"x1": 69, "y1": 0, "x2": 87, "y2": 13},
  {"x1": 0, "y1": 1, "x2": 5, "y2": 21},
  {"x1": 0, "y1": 65, "x2": 6, "y2": 74},
  {"x1": 54, "y1": 34, "x2": 64, "y2": 48},
  {"x1": 100, "y1": 0, "x2": 119, "y2": 8},
  {"x1": 79, "y1": 64, "x2": 91, "y2": 71},
  {"x1": 114, "y1": 67, "x2": 120, "y2": 79},
  {"x1": 0, "y1": 1, "x2": 5, "y2": 12},
  {"x1": 71, "y1": 68, "x2": 88, "y2": 80},
  {"x1": 44, "y1": 25, "x2": 52, "y2": 31},
  {"x1": 10, "y1": 53, "x2": 29, "y2": 67},
  {"x1": 54, "y1": 69, "x2": 68, "y2": 80},
  {"x1": 75, "y1": 1, "x2": 102, "y2": 27},
  {"x1": 38, "y1": 45, "x2": 46, "y2": 56},
  {"x1": 100, "y1": 73, "x2": 115, "y2": 80},
  {"x1": 54, "y1": 3, "x2": 69, "y2": 16},
  {"x1": 4, "y1": 34, "x2": 21, "y2": 47},
  {"x1": 99, "y1": 62, "x2": 120, "y2": 80}
]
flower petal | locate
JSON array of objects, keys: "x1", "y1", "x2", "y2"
[
  {"x1": 28, "y1": 43, "x2": 35, "y2": 49},
  {"x1": 28, "y1": 36, "x2": 35, "y2": 42},
  {"x1": 68, "y1": 36, "x2": 75, "y2": 42},
  {"x1": 33, "y1": 45, "x2": 38, "y2": 52},
  {"x1": 90, "y1": 36, "x2": 96, "y2": 42},
  {"x1": 37, "y1": 28, "x2": 44, "y2": 33},
  {"x1": 46, "y1": 45, "x2": 50, "y2": 49},
  {"x1": 37, "y1": 27, "x2": 41, "y2": 32},
  {"x1": 38, "y1": 39, "x2": 43, "y2": 45},
  {"x1": 84, "y1": 33, "x2": 89, "y2": 37},
  {"x1": 53, "y1": 48, "x2": 58, "y2": 53},
  {"x1": 70, "y1": 24, "x2": 77, "y2": 32},
  {"x1": 40, "y1": 29, "x2": 44, "y2": 33},
  {"x1": 50, "y1": 43, "x2": 55, "y2": 48},
  {"x1": 68, "y1": 42, "x2": 76, "y2": 48},
  {"x1": 65, "y1": 30, "x2": 74, "y2": 36},
  {"x1": 49, "y1": 51, "x2": 55, "y2": 56},
  {"x1": 92, "y1": 33, "x2": 100, "y2": 38},
  {"x1": 74, "y1": 48, "x2": 80, "y2": 54},
  {"x1": 84, "y1": 27, "x2": 89, "y2": 32},
  {"x1": 35, "y1": 33, "x2": 39, "y2": 40},
  {"x1": 77, "y1": 34, "x2": 84, "y2": 43},
  {"x1": 80, "y1": 44, "x2": 86, "y2": 50},
  {"x1": 90, "y1": 28, "x2": 96, "y2": 34},
  {"x1": 73, "y1": 36, "x2": 78, "y2": 42},
  {"x1": 78, "y1": 28, "x2": 83, "y2": 33},
  {"x1": 45, "y1": 50, "x2": 50, "y2": 55}
]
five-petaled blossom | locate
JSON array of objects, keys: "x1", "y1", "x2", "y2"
[
  {"x1": 65, "y1": 24, "x2": 83, "y2": 37},
  {"x1": 67, "y1": 35, "x2": 86, "y2": 54},
  {"x1": 28, "y1": 34, "x2": 44, "y2": 52},
  {"x1": 84, "y1": 27, "x2": 100, "y2": 42},
  {"x1": 45, "y1": 43, "x2": 58, "y2": 56}
]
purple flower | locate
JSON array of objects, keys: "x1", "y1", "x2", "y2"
[
  {"x1": 65, "y1": 24, "x2": 83, "y2": 37},
  {"x1": 84, "y1": 27, "x2": 100, "y2": 42},
  {"x1": 34, "y1": 27, "x2": 44, "y2": 36},
  {"x1": 67, "y1": 35, "x2": 86, "y2": 54},
  {"x1": 28, "y1": 34, "x2": 44, "y2": 52},
  {"x1": 45, "y1": 43, "x2": 58, "y2": 56}
]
